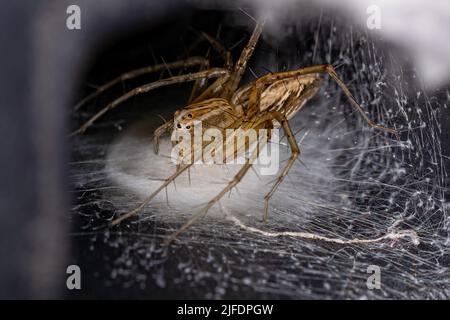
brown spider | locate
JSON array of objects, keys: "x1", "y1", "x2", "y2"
[{"x1": 72, "y1": 21, "x2": 398, "y2": 243}]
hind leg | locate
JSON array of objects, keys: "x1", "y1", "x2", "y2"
[
  {"x1": 262, "y1": 112, "x2": 300, "y2": 222},
  {"x1": 246, "y1": 64, "x2": 399, "y2": 137}
]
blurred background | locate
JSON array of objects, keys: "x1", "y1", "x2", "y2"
[{"x1": 1, "y1": 0, "x2": 449, "y2": 299}]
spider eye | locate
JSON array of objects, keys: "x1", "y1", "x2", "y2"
[
  {"x1": 187, "y1": 113, "x2": 193, "y2": 118},
  {"x1": 177, "y1": 123, "x2": 182, "y2": 129},
  {"x1": 186, "y1": 125, "x2": 191, "y2": 129}
]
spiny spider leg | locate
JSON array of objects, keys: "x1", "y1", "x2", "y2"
[
  {"x1": 182, "y1": 30, "x2": 232, "y2": 69},
  {"x1": 246, "y1": 64, "x2": 399, "y2": 137},
  {"x1": 165, "y1": 136, "x2": 267, "y2": 244},
  {"x1": 74, "y1": 57, "x2": 209, "y2": 111},
  {"x1": 188, "y1": 59, "x2": 210, "y2": 104},
  {"x1": 154, "y1": 32, "x2": 236, "y2": 150},
  {"x1": 263, "y1": 112, "x2": 300, "y2": 222},
  {"x1": 70, "y1": 68, "x2": 229, "y2": 136},
  {"x1": 152, "y1": 120, "x2": 173, "y2": 154},
  {"x1": 199, "y1": 31, "x2": 233, "y2": 69},
  {"x1": 189, "y1": 21, "x2": 264, "y2": 103},
  {"x1": 113, "y1": 98, "x2": 241, "y2": 225},
  {"x1": 183, "y1": 31, "x2": 232, "y2": 103},
  {"x1": 223, "y1": 21, "x2": 264, "y2": 99},
  {"x1": 110, "y1": 163, "x2": 193, "y2": 226}
]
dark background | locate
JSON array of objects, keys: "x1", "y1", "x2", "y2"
[{"x1": 0, "y1": 0, "x2": 189, "y2": 299}]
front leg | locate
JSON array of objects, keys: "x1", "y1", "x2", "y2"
[
  {"x1": 74, "y1": 57, "x2": 209, "y2": 111},
  {"x1": 152, "y1": 120, "x2": 173, "y2": 154},
  {"x1": 70, "y1": 68, "x2": 229, "y2": 136},
  {"x1": 165, "y1": 140, "x2": 264, "y2": 244},
  {"x1": 110, "y1": 163, "x2": 192, "y2": 226}
]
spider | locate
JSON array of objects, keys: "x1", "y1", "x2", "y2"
[{"x1": 72, "y1": 21, "x2": 399, "y2": 243}]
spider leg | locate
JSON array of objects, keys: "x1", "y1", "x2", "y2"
[
  {"x1": 165, "y1": 147, "x2": 259, "y2": 244},
  {"x1": 176, "y1": 30, "x2": 232, "y2": 103},
  {"x1": 181, "y1": 30, "x2": 232, "y2": 69},
  {"x1": 262, "y1": 112, "x2": 300, "y2": 222},
  {"x1": 112, "y1": 99, "x2": 238, "y2": 227},
  {"x1": 70, "y1": 68, "x2": 229, "y2": 136},
  {"x1": 190, "y1": 75, "x2": 230, "y2": 103},
  {"x1": 74, "y1": 57, "x2": 209, "y2": 111},
  {"x1": 154, "y1": 33, "x2": 238, "y2": 153},
  {"x1": 110, "y1": 163, "x2": 192, "y2": 226},
  {"x1": 199, "y1": 31, "x2": 233, "y2": 69},
  {"x1": 188, "y1": 21, "x2": 264, "y2": 103},
  {"x1": 222, "y1": 21, "x2": 264, "y2": 100},
  {"x1": 152, "y1": 119, "x2": 173, "y2": 154},
  {"x1": 246, "y1": 64, "x2": 399, "y2": 137},
  {"x1": 165, "y1": 125, "x2": 269, "y2": 244},
  {"x1": 112, "y1": 98, "x2": 242, "y2": 225},
  {"x1": 187, "y1": 32, "x2": 235, "y2": 103},
  {"x1": 188, "y1": 60, "x2": 210, "y2": 104}
]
